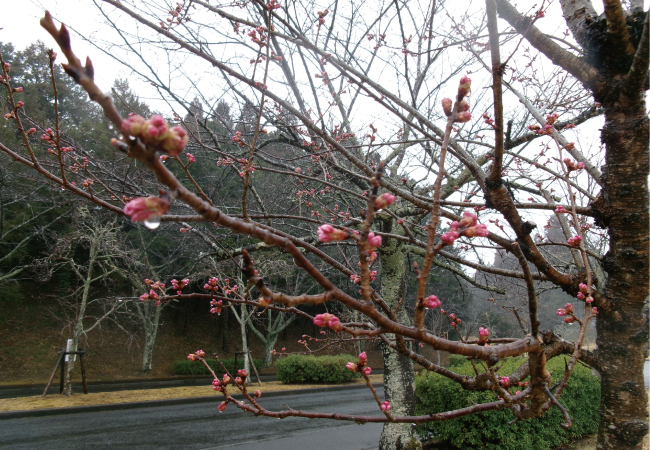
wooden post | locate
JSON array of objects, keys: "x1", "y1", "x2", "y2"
[
  {"x1": 79, "y1": 350, "x2": 88, "y2": 394},
  {"x1": 42, "y1": 349, "x2": 65, "y2": 398},
  {"x1": 59, "y1": 351, "x2": 66, "y2": 394}
]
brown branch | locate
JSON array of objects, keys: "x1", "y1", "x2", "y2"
[
  {"x1": 495, "y1": 0, "x2": 604, "y2": 92},
  {"x1": 622, "y1": 8, "x2": 650, "y2": 100},
  {"x1": 604, "y1": 0, "x2": 636, "y2": 56},
  {"x1": 486, "y1": 0, "x2": 505, "y2": 187}
]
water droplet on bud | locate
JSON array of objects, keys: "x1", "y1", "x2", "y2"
[{"x1": 144, "y1": 217, "x2": 161, "y2": 229}]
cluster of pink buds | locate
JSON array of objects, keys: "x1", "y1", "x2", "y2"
[
  {"x1": 171, "y1": 278, "x2": 190, "y2": 295},
  {"x1": 449, "y1": 313, "x2": 462, "y2": 327},
  {"x1": 374, "y1": 193, "x2": 396, "y2": 211},
  {"x1": 567, "y1": 235, "x2": 582, "y2": 247},
  {"x1": 123, "y1": 193, "x2": 171, "y2": 223},
  {"x1": 554, "y1": 205, "x2": 567, "y2": 214},
  {"x1": 121, "y1": 114, "x2": 188, "y2": 155},
  {"x1": 478, "y1": 327, "x2": 489, "y2": 343},
  {"x1": 557, "y1": 303, "x2": 574, "y2": 316},
  {"x1": 346, "y1": 352, "x2": 372, "y2": 376},
  {"x1": 41, "y1": 128, "x2": 55, "y2": 144},
  {"x1": 313, "y1": 313, "x2": 343, "y2": 332},
  {"x1": 187, "y1": 349, "x2": 205, "y2": 361},
  {"x1": 424, "y1": 295, "x2": 441, "y2": 309},
  {"x1": 499, "y1": 376, "x2": 511, "y2": 387},
  {"x1": 441, "y1": 211, "x2": 488, "y2": 246},
  {"x1": 317, "y1": 9, "x2": 329, "y2": 27},
  {"x1": 564, "y1": 158, "x2": 585, "y2": 172},
  {"x1": 212, "y1": 378, "x2": 223, "y2": 392},
  {"x1": 267, "y1": 0, "x2": 281, "y2": 10},
  {"x1": 576, "y1": 283, "x2": 593, "y2": 303},
  {"x1": 204, "y1": 277, "x2": 219, "y2": 291},
  {"x1": 186, "y1": 153, "x2": 195, "y2": 164},
  {"x1": 210, "y1": 299, "x2": 223, "y2": 315},
  {"x1": 82, "y1": 179, "x2": 93, "y2": 188},
  {"x1": 139, "y1": 289, "x2": 159, "y2": 302},
  {"x1": 482, "y1": 112, "x2": 496, "y2": 129},
  {"x1": 441, "y1": 98, "x2": 471, "y2": 123},
  {"x1": 380, "y1": 401, "x2": 391, "y2": 412},
  {"x1": 350, "y1": 274, "x2": 361, "y2": 284},
  {"x1": 317, "y1": 224, "x2": 349, "y2": 242}
]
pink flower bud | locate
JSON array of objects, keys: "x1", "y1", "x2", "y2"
[
  {"x1": 441, "y1": 231, "x2": 459, "y2": 245},
  {"x1": 346, "y1": 362, "x2": 358, "y2": 372},
  {"x1": 362, "y1": 367, "x2": 372, "y2": 376},
  {"x1": 186, "y1": 152, "x2": 196, "y2": 163},
  {"x1": 16, "y1": 101, "x2": 23, "y2": 108},
  {"x1": 441, "y1": 98, "x2": 453, "y2": 117},
  {"x1": 317, "y1": 224, "x2": 348, "y2": 242},
  {"x1": 459, "y1": 99, "x2": 470, "y2": 112},
  {"x1": 195, "y1": 349, "x2": 205, "y2": 358},
  {"x1": 367, "y1": 232, "x2": 382, "y2": 249},
  {"x1": 555, "y1": 205, "x2": 567, "y2": 214},
  {"x1": 13, "y1": 87, "x2": 23, "y2": 93},
  {"x1": 121, "y1": 115, "x2": 146, "y2": 137},
  {"x1": 564, "y1": 316, "x2": 575, "y2": 324},
  {"x1": 187, "y1": 353, "x2": 197, "y2": 361},
  {"x1": 380, "y1": 401, "x2": 391, "y2": 412},
  {"x1": 235, "y1": 377, "x2": 243, "y2": 384},
  {"x1": 374, "y1": 193, "x2": 396, "y2": 211},
  {"x1": 141, "y1": 115, "x2": 170, "y2": 143},
  {"x1": 591, "y1": 307, "x2": 598, "y2": 314},
  {"x1": 223, "y1": 374, "x2": 231, "y2": 385},
  {"x1": 579, "y1": 283, "x2": 589, "y2": 293},
  {"x1": 295, "y1": 167, "x2": 301, "y2": 173},
  {"x1": 479, "y1": 327, "x2": 489, "y2": 340},
  {"x1": 258, "y1": 296, "x2": 272, "y2": 307},
  {"x1": 27, "y1": 128, "x2": 36, "y2": 134},
  {"x1": 499, "y1": 376, "x2": 510, "y2": 387},
  {"x1": 238, "y1": 369, "x2": 248, "y2": 378},
  {"x1": 565, "y1": 303, "x2": 574, "y2": 314},
  {"x1": 313, "y1": 313, "x2": 343, "y2": 332},
  {"x1": 567, "y1": 235, "x2": 582, "y2": 247},
  {"x1": 458, "y1": 75, "x2": 472, "y2": 98},
  {"x1": 254, "y1": 390, "x2": 262, "y2": 398},
  {"x1": 161, "y1": 126, "x2": 189, "y2": 155},
  {"x1": 586, "y1": 296, "x2": 594, "y2": 304},
  {"x1": 123, "y1": 194, "x2": 171, "y2": 222},
  {"x1": 454, "y1": 111, "x2": 472, "y2": 123},
  {"x1": 577, "y1": 292, "x2": 586, "y2": 300},
  {"x1": 358, "y1": 352, "x2": 367, "y2": 364},
  {"x1": 218, "y1": 401, "x2": 227, "y2": 412},
  {"x1": 424, "y1": 295, "x2": 441, "y2": 309}
]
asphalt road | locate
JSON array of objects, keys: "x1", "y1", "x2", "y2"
[{"x1": 0, "y1": 387, "x2": 386, "y2": 450}]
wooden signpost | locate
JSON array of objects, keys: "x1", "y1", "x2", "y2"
[{"x1": 42, "y1": 347, "x2": 88, "y2": 397}]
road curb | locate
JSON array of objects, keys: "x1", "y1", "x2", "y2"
[{"x1": 0, "y1": 382, "x2": 383, "y2": 420}]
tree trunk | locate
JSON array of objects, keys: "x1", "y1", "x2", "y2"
[
  {"x1": 595, "y1": 98, "x2": 649, "y2": 449},
  {"x1": 140, "y1": 302, "x2": 162, "y2": 372},
  {"x1": 378, "y1": 231, "x2": 422, "y2": 450}
]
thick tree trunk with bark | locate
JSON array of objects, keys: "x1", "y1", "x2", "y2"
[
  {"x1": 595, "y1": 99, "x2": 649, "y2": 449},
  {"x1": 378, "y1": 232, "x2": 422, "y2": 450}
]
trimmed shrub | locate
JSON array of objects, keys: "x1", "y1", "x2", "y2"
[
  {"x1": 171, "y1": 357, "x2": 264, "y2": 376},
  {"x1": 448, "y1": 354, "x2": 467, "y2": 368},
  {"x1": 275, "y1": 354, "x2": 361, "y2": 384},
  {"x1": 415, "y1": 357, "x2": 600, "y2": 450}
]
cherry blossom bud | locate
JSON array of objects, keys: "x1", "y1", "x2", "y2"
[
  {"x1": 367, "y1": 232, "x2": 382, "y2": 249},
  {"x1": 346, "y1": 362, "x2": 358, "y2": 372},
  {"x1": 358, "y1": 352, "x2": 367, "y2": 364},
  {"x1": 380, "y1": 401, "x2": 391, "y2": 411},
  {"x1": 441, "y1": 230, "x2": 459, "y2": 245},
  {"x1": 161, "y1": 126, "x2": 189, "y2": 156},
  {"x1": 564, "y1": 316, "x2": 575, "y2": 324},
  {"x1": 555, "y1": 205, "x2": 567, "y2": 214},
  {"x1": 424, "y1": 295, "x2": 441, "y2": 309},
  {"x1": 13, "y1": 87, "x2": 23, "y2": 93},
  {"x1": 295, "y1": 167, "x2": 301, "y2": 173},
  {"x1": 27, "y1": 128, "x2": 36, "y2": 134},
  {"x1": 16, "y1": 101, "x2": 23, "y2": 108},
  {"x1": 223, "y1": 374, "x2": 231, "y2": 385},
  {"x1": 123, "y1": 194, "x2": 171, "y2": 222},
  {"x1": 374, "y1": 193, "x2": 396, "y2": 211},
  {"x1": 186, "y1": 152, "x2": 196, "y2": 163},
  {"x1": 577, "y1": 292, "x2": 586, "y2": 300},
  {"x1": 362, "y1": 367, "x2": 372, "y2": 376},
  {"x1": 121, "y1": 115, "x2": 146, "y2": 137},
  {"x1": 459, "y1": 99, "x2": 470, "y2": 112},
  {"x1": 238, "y1": 369, "x2": 248, "y2": 378},
  {"x1": 258, "y1": 296, "x2": 272, "y2": 307},
  {"x1": 235, "y1": 377, "x2": 243, "y2": 385},
  {"x1": 218, "y1": 401, "x2": 227, "y2": 412},
  {"x1": 478, "y1": 327, "x2": 489, "y2": 342},
  {"x1": 454, "y1": 111, "x2": 472, "y2": 123},
  {"x1": 567, "y1": 235, "x2": 582, "y2": 247},
  {"x1": 458, "y1": 75, "x2": 472, "y2": 98},
  {"x1": 579, "y1": 283, "x2": 589, "y2": 293},
  {"x1": 187, "y1": 353, "x2": 197, "y2": 361},
  {"x1": 441, "y1": 98, "x2": 453, "y2": 117},
  {"x1": 591, "y1": 307, "x2": 598, "y2": 314},
  {"x1": 499, "y1": 376, "x2": 510, "y2": 387},
  {"x1": 313, "y1": 313, "x2": 343, "y2": 332},
  {"x1": 141, "y1": 115, "x2": 169, "y2": 143},
  {"x1": 586, "y1": 296, "x2": 594, "y2": 304},
  {"x1": 317, "y1": 224, "x2": 348, "y2": 242},
  {"x1": 254, "y1": 390, "x2": 262, "y2": 398},
  {"x1": 195, "y1": 349, "x2": 205, "y2": 358}
]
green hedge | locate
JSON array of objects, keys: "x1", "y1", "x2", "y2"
[
  {"x1": 275, "y1": 354, "x2": 361, "y2": 384},
  {"x1": 415, "y1": 357, "x2": 600, "y2": 450},
  {"x1": 448, "y1": 354, "x2": 467, "y2": 367},
  {"x1": 171, "y1": 357, "x2": 264, "y2": 376}
]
